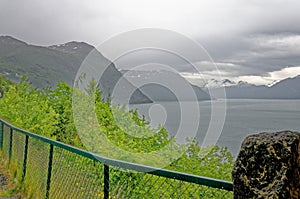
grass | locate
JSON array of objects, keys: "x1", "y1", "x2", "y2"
[{"x1": 0, "y1": 155, "x2": 24, "y2": 198}]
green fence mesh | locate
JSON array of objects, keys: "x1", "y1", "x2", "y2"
[
  {"x1": 50, "y1": 147, "x2": 104, "y2": 198},
  {"x1": 0, "y1": 120, "x2": 233, "y2": 199},
  {"x1": 108, "y1": 167, "x2": 233, "y2": 199},
  {"x1": 26, "y1": 137, "x2": 49, "y2": 197},
  {"x1": 11, "y1": 130, "x2": 25, "y2": 179},
  {"x1": 2, "y1": 124, "x2": 10, "y2": 160}
]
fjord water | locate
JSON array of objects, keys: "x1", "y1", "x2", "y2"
[{"x1": 130, "y1": 99, "x2": 300, "y2": 157}]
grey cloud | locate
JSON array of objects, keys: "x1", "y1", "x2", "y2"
[
  {"x1": 198, "y1": 31, "x2": 300, "y2": 78},
  {"x1": 0, "y1": 0, "x2": 110, "y2": 45},
  {"x1": 1, "y1": 0, "x2": 300, "y2": 82}
]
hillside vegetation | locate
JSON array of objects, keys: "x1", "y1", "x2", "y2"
[{"x1": 0, "y1": 76, "x2": 233, "y2": 180}]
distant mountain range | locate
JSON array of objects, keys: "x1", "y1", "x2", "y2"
[
  {"x1": 121, "y1": 70, "x2": 211, "y2": 101},
  {"x1": 0, "y1": 35, "x2": 299, "y2": 102},
  {"x1": 209, "y1": 76, "x2": 300, "y2": 99},
  {"x1": 0, "y1": 35, "x2": 151, "y2": 104},
  {"x1": 198, "y1": 78, "x2": 255, "y2": 88},
  {"x1": 122, "y1": 70, "x2": 300, "y2": 100}
]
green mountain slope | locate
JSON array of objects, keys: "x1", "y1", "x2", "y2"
[{"x1": 0, "y1": 36, "x2": 151, "y2": 104}]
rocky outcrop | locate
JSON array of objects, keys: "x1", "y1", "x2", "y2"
[{"x1": 232, "y1": 131, "x2": 300, "y2": 199}]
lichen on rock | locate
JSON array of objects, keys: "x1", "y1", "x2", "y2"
[{"x1": 232, "y1": 131, "x2": 300, "y2": 199}]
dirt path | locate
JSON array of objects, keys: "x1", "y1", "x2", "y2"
[
  {"x1": 0, "y1": 172, "x2": 12, "y2": 198},
  {"x1": 0, "y1": 174, "x2": 17, "y2": 198},
  {"x1": 0, "y1": 173, "x2": 8, "y2": 189},
  {"x1": 0, "y1": 159, "x2": 22, "y2": 199}
]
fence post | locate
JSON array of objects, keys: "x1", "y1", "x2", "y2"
[
  {"x1": 0, "y1": 121, "x2": 3, "y2": 150},
  {"x1": 22, "y1": 135, "x2": 29, "y2": 182},
  {"x1": 104, "y1": 164, "x2": 109, "y2": 199},
  {"x1": 8, "y1": 128, "x2": 13, "y2": 164},
  {"x1": 46, "y1": 144, "x2": 54, "y2": 199}
]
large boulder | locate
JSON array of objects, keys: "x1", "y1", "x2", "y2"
[{"x1": 232, "y1": 131, "x2": 300, "y2": 199}]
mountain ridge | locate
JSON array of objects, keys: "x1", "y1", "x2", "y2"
[
  {"x1": 1, "y1": 35, "x2": 299, "y2": 101},
  {"x1": 121, "y1": 69, "x2": 211, "y2": 101},
  {"x1": 210, "y1": 75, "x2": 300, "y2": 99},
  {"x1": 0, "y1": 35, "x2": 152, "y2": 104}
]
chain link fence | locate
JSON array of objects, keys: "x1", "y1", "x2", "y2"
[{"x1": 0, "y1": 119, "x2": 233, "y2": 198}]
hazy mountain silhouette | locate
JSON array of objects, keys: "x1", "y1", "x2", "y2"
[
  {"x1": 1, "y1": 35, "x2": 298, "y2": 102},
  {"x1": 211, "y1": 75, "x2": 300, "y2": 99},
  {"x1": 263, "y1": 75, "x2": 300, "y2": 99},
  {"x1": 0, "y1": 36, "x2": 151, "y2": 104},
  {"x1": 121, "y1": 70, "x2": 211, "y2": 101}
]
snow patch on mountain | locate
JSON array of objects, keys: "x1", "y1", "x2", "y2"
[
  {"x1": 48, "y1": 41, "x2": 93, "y2": 52},
  {"x1": 120, "y1": 70, "x2": 257, "y2": 89},
  {"x1": 267, "y1": 80, "x2": 281, "y2": 87},
  {"x1": 199, "y1": 79, "x2": 255, "y2": 88}
]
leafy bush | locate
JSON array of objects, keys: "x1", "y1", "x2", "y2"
[
  {"x1": 0, "y1": 77, "x2": 57, "y2": 137},
  {"x1": 0, "y1": 76, "x2": 233, "y2": 181}
]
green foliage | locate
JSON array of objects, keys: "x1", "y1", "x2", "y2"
[
  {"x1": 0, "y1": 76, "x2": 13, "y2": 93},
  {"x1": 46, "y1": 82, "x2": 82, "y2": 146},
  {"x1": 0, "y1": 76, "x2": 233, "y2": 181},
  {"x1": 72, "y1": 80, "x2": 181, "y2": 167},
  {"x1": 168, "y1": 139, "x2": 233, "y2": 180},
  {"x1": 0, "y1": 77, "x2": 57, "y2": 137}
]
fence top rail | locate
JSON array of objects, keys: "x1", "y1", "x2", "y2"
[{"x1": 0, "y1": 118, "x2": 233, "y2": 191}]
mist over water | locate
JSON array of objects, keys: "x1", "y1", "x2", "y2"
[{"x1": 131, "y1": 99, "x2": 300, "y2": 157}]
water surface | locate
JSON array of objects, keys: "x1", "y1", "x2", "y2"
[{"x1": 131, "y1": 99, "x2": 300, "y2": 156}]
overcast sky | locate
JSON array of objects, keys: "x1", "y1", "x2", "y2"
[{"x1": 1, "y1": 0, "x2": 300, "y2": 85}]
